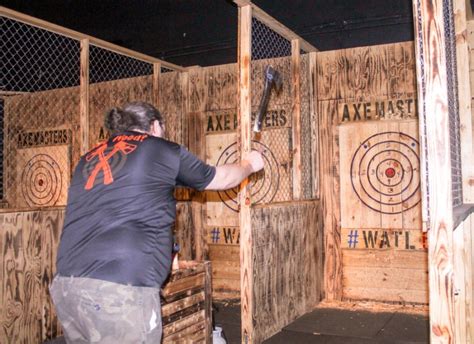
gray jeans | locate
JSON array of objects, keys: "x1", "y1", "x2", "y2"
[{"x1": 50, "y1": 275, "x2": 162, "y2": 344}]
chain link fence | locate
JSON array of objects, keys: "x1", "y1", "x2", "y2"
[
  {"x1": 250, "y1": 15, "x2": 313, "y2": 204},
  {"x1": 88, "y1": 45, "x2": 154, "y2": 147},
  {"x1": 1, "y1": 16, "x2": 81, "y2": 209},
  {"x1": 0, "y1": 13, "x2": 179, "y2": 210},
  {"x1": 443, "y1": 0, "x2": 463, "y2": 208}
]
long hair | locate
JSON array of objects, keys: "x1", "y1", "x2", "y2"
[{"x1": 104, "y1": 101, "x2": 163, "y2": 134}]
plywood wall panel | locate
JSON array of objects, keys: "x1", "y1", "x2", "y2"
[
  {"x1": 0, "y1": 209, "x2": 65, "y2": 344},
  {"x1": 250, "y1": 201, "x2": 323, "y2": 343},
  {"x1": 387, "y1": 42, "x2": 417, "y2": 99},
  {"x1": 344, "y1": 45, "x2": 389, "y2": 101},
  {"x1": 159, "y1": 72, "x2": 187, "y2": 145},
  {"x1": 188, "y1": 64, "x2": 238, "y2": 114},
  {"x1": 323, "y1": 42, "x2": 426, "y2": 304},
  {"x1": 89, "y1": 76, "x2": 153, "y2": 147},
  {"x1": 342, "y1": 248, "x2": 428, "y2": 304},
  {"x1": 316, "y1": 50, "x2": 347, "y2": 101}
]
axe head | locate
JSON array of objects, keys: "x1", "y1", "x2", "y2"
[
  {"x1": 264, "y1": 65, "x2": 282, "y2": 93},
  {"x1": 252, "y1": 65, "x2": 283, "y2": 133}
]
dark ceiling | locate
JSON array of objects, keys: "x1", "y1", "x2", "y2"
[{"x1": 1, "y1": 0, "x2": 419, "y2": 67}]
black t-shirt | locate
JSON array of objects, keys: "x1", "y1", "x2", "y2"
[{"x1": 56, "y1": 131, "x2": 216, "y2": 287}]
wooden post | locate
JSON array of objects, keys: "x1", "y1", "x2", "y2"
[
  {"x1": 454, "y1": 1, "x2": 474, "y2": 341},
  {"x1": 80, "y1": 38, "x2": 89, "y2": 154},
  {"x1": 153, "y1": 62, "x2": 161, "y2": 110},
  {"x1": 204, "y1": 261, "x2": 212, "y2": 344},
  {"x1": 179, "y1": 71, "x2": 190, "y2": 147},
  {"x1": 308, "y1": 52, "x2": 319, "y2": 199},
  {"x1": 238, "y1": 4, "x2": 253, "y2": 343},
  {"x1": 412, "y1": 0, "x2": 456, "y2": 342},
  {"x1": 291, "y1": 39, "x2": 302, "y2": 200}
]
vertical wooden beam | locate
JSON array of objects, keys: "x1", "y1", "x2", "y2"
[
  {"x1": 188, "y1": 110, "x2": 207, "y2": 262},
  {"x1": 204, "y1": 261, "x2": 212, "y2": 344},
  {"x1": 309, "y1": 52, "x2": 319, "y2": 199},
  {"x1": 291, "y1": 39, "x2": 302, "y2": 200},
  {"x1": 412, "y1": 0, "x2": 455, "y2": 342},
  {"x1": 153, "y1": 62, "x2": 161, "y2": 110},
  {"x1": 453, "y1": 1, "x2": 474, "y2": 341},
  {"x1": 80, "y1": 39, "x2": 89, "y2": 155},
  {"x1": 238, "y1": 5, "x2": 253, "y2": 344},
  {"x1": 180, "y1": 71, "x2": 190, "y2": 147}
]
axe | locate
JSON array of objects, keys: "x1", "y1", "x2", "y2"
[{"x1": 253, "y1": 66, "x2": 283, "y2": 133}]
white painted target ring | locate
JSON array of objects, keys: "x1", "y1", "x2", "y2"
[
  {"x1": 21, "y1": 154, "x2": 63, "y2": 206},
  {"x1": 216, "y1": 140, "x2": 279, "y2": 212},
  {"x1": 350, "y1": 132, "x2": 421, "y2": 214}
]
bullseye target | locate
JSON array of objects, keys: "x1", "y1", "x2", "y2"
[
  {"x1": 21, "y1": 154, "x2": 63, "y2": 207},
  {"x1": 216, "y1": 140, "x2": 279, "y2": 212},
  {"x1": 350, "y1": 131, "x2": 420, "y2": 214}
]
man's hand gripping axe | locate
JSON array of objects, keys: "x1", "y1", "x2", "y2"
[{"x1": 253, "y1": 65, "x2": 283, "y2": 134}]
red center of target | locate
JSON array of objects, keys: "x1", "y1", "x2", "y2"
[
  {"x1": 385, "y1": 167, "x2": 396, "y2": 178},
  {"x1": 38, "y1": 179, "x2": 44, "y2": 186}
]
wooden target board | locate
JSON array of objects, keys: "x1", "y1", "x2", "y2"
[
  {"x1": 16, "y1": 146, "x2": 70, "y2": 208},
  {"x1": 206, "y1": 129, "x2": 291, "y2": 228},
  {"x1": 340, "y1": 120, "x2": 421, "y2": 230}
]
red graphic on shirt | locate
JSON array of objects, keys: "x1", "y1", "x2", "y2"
[{"x1": 84, "y1": 141, "x2": 137, "y2": 190}]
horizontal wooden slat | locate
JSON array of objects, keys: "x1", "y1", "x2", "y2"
[
  {"x1": 212, "y1": 260, "x2": 240, "y2": 280},
  {"x1": 168, "y1": 262, "x2": 207, "y2": 282},
  {"x1": 162, "y1": 273, "x2": 205, "y2": 298},
  {"x1": 162, "y1": 291, "x2": 205, "y2": 318},
  {"x1": 162, "y1": 310, "x2": 206, "y2": 337},
  {"x1": 344, "y1": 287, "x2": 429, "y2": 304},
  {"x1": 163, "y1": 321, "x2": 207, "y2": 343},
  {"x1": 342, "y1": 249, "x2": 428, "y2": 270},
  {"x1": 211, "y1": 288, "x2": 241, "y2": 300},
  {"x1": 209, "y1": 245, "x2": 240, "y2": 261},
  {"x1": 343, "y1": 267, "x2": 428, "y2": 291}
]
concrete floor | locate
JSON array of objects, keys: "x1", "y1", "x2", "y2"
[
  {"x1": 45, "y1": 302, "x2": 429, "y2": 343},
  {"x1": 213, "y1": 302, "x2": 429, "y2": 344}
]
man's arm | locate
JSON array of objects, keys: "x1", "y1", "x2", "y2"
[{"x1": 205, "y1": 151, "x2": 264, "y2": 191}]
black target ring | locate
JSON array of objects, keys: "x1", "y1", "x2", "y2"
[
  {"x1": 361, "y1": 146, "x2": 417, "y2": 199},
  {"x1": 215, "y1": 140, "x2": 280, "y2": 212},
  {"x1": 350, "y1": 132, "x2": 421, "y2": 214},
  {"x1": 375, "y1": 158, "x2": 405, "y2": 187},
  {"x1": 21, "y1": 154, "x2": 62, "y2": 207}
]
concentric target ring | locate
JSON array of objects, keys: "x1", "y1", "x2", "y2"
[
  {"x1": 361, "y1": 146, "x2": 417, "y2": 199},
  {"x1": 216, "y1": 140, "x2": 280, "y2": 212},
  {"x1": 350, "y1": 132, "x2": 421, "y2": 214},
  {"x1": 375, "y1": 158, "x2": 405, "y2": 188},
  {"x1": 21, "y1": 154, "x2": 62, "y2": 207}
]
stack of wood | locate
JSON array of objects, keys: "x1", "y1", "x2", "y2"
[{"x1": 161, "y1": 261, "x2": 212, "y2": 343}]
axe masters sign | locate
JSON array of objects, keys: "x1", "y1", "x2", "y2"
[{"x1": 338, "y1": 97, "x2": 417, "y2": 123}]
